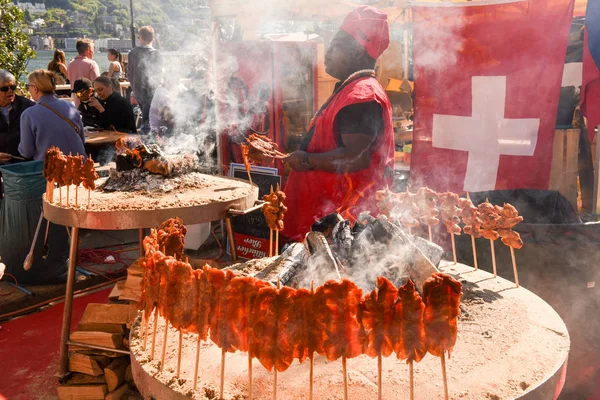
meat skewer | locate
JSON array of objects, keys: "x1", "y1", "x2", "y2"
[
  {"x1": 496, "y1": 203, "x2": 524, "y2": 287},
  {"x1": 361, "y1": 277, "x2": 398, "y2": 400},
  {"x1": 54, "y1": 151, "x2": 67, "y2": 206},
  {"x1": 43, "y1": 147, "x2": 60, "y2": 202},
  {"x1": 193, "y1": 266, "x2": 212, "y2": 391},
  {"x1": 262, "y1": 185, "x2": 286, "y2": 257},
  {"x1": 414, "y1": 187, "x2": 439, "y2": 242},
  {"x1": 478, "y1": 199, "x2": 500, "y2": 277},
  {"x1": 392, "y1": 279, "x2": 427, "y2": 400},
  {"x1": 439, "y1": 192, "x2": 463, "y2": 264},
  {"x1": 81, "y1": 156, "x2": 98, "y2": 209},
  {"x1": 241, "y1": 144, "x2": 253, "y2": 185},
  {"x1": 71, "y1": 154, "x2": 84, "y2": 207},
  {"x1": 316, "y1": 279, "x2": 364, "y2": 400},
  {"x1": 64, "y1": 154, "x2": 74, "y2": 207},
  {"x1": 423, "y1": 273, "x2": 462, "y2": 400},
  {"x1": 459, "y1": 193, "x2": 480, "y2": 269}
]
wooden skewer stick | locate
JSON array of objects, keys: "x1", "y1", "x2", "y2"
[
  {"x1": 151, "y1": 308, "x2": 159, "y2": 360},
  {"x1": 471, "y1": 236, "x2": 478, "y2": 269},
  {"x1": 176, "y1": 330, "x2": 183, "y2": 378},
  {"x1": 269, "y1": 229, "x2": 273, "y2": 257},
  {"x1": 510, "y1": 247, "x2": 520, "y2": 287},
  {"x1": 377, "y1": 352, "x2": 382, "y2": 400},
  {"x1": 451, "y1": 232, "x2": 457, "y2": 264},
  {"x1": 248, "y1": 352, "x2": 253, "y2": 400},
  {"x1": 273, "y1": 277, "x2": 281, "y2": 400},
  {"x1": 441, "y1": 350, "x2": 449, "y2": 400},
  {"x1": 59, "y1": 185, "x2": 62, "y2": 206},
  {"x1": 75, "y1": 185, "x2": 78, "y2": 207},
  {"x1": 342, "y1": 356, "x2": 348, "y2": 400},
  {"x1": 87, "y1": 188, "x2": 91, "y2": 209},
  {"x1": 275, "y1": 230, "x2": 279, "y2": 256},
  {"x1": 309, "y1": 280, "x2": 315, "y2": 400},
  {"x1": 490, "y1": 239, "x2": 497, "y2": 277},
  {"x1": 160, "y1": 317, "x2": 169, "y2": 371},
  {"x1": 193, "y1": 336, "x2": 201, "y2": 391},
  {"x1": 247, "y1": 170, "x2": 253, "y2": 185},
  {"x1": 428, "y1": 225, "x2": 433, "y2": 242},
  {"x1": 142, "y1": 312, "x2": 148, "y2": 351},
  {"x1": 66, "y1": 185, "x2": 70, "y2": 207},
  {"x1": 220, "y1": 349, "x2": 226, "y2": 400},
  {"x1": 409, "y1": 360, "x2": 415, "y2": 400}
]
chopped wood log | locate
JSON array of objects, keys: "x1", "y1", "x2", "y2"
[
  {"x1": 69, "y1": 348, "x2": 123, "y2": 358},
  {"x1": 109, "y1": 281, "x2": 126, "y2": 301},
  {"x1": 78, "y1": 322, "x2": 125, "y2": 335},
  {"x1": 80, "y1": 303, "x2": 134, "y2": 326},
  {"x1": 124, "y1": 364, "x2": 133, "y2": 384},
  {"x1": 64, "y1": 373, "x2": 106, "y2": 385},
  {"x1": 70, "y1": 331, "x2": 123, "y2": 349},
  {"x1": 127, "y1": 261, "x2": 143, "y2": 277},
  {"x1": 69, "y1": 353, "x2": 109, "y2": 376},
  {"x1": 119, "y1": 275, "x2": 142, "y2": 302},
  {"x1": 104, "y1": 357, "x2": 129, "y2": 392},
  {"x1": 105, "y1": 383, "x2": 129, "y2": 400},
  {"x1": 57, "y1": 383, "x2": 108, "y2": 400}
]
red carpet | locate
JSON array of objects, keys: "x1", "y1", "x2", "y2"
[{"x1": 0, "y1": 287, "x2": 111, "y2": 400}]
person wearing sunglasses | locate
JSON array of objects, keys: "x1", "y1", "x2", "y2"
[
  {"x1": 18, "y1": 70, "x2": 86, "y2": 161},
  {"x1": 0, "y1": 70, "x2": 35, "y2": 164}
]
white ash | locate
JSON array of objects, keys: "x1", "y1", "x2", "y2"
[{"x1": 101, "y1": 170, "x2": 215, "y2": 193}]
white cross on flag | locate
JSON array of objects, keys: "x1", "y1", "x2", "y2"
[{"x1": 410, "y1": 0, "x2": 575, "y2": 193}]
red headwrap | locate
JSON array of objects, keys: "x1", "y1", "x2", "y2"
[{"x1": 339, "y1": 6, "x2": 390, "y2": 60}]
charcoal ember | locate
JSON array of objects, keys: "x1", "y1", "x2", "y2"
[
  {"x1": 311, "y1": 213, "x2": 344, "y2": 237},
  {"x1": 349, "y1": 215, "x2": 438, "y2": 291},
  {"x1": 411, "y1": 235, "x2": 443, "y2": 266},
  {"x1": 352, "y1": 211, "x2": 375, "y2": 236},
  {"x1": 331, "y1": 219, "x2": 353, "y2": 265}
]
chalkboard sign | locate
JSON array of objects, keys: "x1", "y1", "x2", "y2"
[{"x1": 229, "y1": 164, "x2": 280, "y2": 259}]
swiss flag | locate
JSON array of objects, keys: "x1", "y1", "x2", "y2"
[{"x1": 410, "y1": 0, "x2": 575, "y2": 193}]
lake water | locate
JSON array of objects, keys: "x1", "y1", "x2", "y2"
[{"x1": 26, "y1": 50, "x2": 111, "y2": 75}]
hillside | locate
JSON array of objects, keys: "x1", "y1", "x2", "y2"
[{"x1": 27, "y1": 0, "x2": 209, "y2": 48}]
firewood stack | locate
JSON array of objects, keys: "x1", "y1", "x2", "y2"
[{"x1": 57, "y1": 300, "x2": 142, "y2": 400}]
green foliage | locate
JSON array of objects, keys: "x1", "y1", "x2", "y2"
[{"x1": 0, "y1": 0, "x2": 36, "y2": 82}]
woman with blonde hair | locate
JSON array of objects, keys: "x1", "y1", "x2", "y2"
[
  {"x1": 18, "y1": 70, "x2": 86, "y2": 161},
  {"x1": 47, "y1": 50, "x2": 69, "y2": 84}
]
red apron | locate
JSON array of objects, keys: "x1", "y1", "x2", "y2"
[{"x1": 283, "y1": 76, "x2": 395, "y2": 241}]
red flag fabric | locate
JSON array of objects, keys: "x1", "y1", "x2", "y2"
[
  {"x1": 581, "y1": 28, "x2": 600, "y2": 140},
  {"x1": 410, "y1": 0, "x2": 575, "y2": 193}
]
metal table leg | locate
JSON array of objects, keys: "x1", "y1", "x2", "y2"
[
  {"x1": 225, "y1": 218, "x2": 238, "y2": 262},
  {"x1": 58, "y1": 226, "x2": 79, "y2": 378}
]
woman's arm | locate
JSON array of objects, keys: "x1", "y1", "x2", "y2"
[
  {"x1": 107, "y1": 62, "x2": 117, "y2": 78},
  {"x1": 59, "y1": 63, "x2": 68, "y2": 77},
  {"x1": 18, "y1": 112, "x2": 36, "y2": 159}
]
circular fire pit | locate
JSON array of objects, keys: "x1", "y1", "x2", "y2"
[
  {"x1": 43, "y1": 174, "x2": 258, "y2": 230},
  {"x1": 129, "y1": 262, "x2": 569, "y2": 400}
]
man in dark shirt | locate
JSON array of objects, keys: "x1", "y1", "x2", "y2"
[
  {"x1": 0, "y1": 70, "x2": 35, "y2": 163},
  {"x1": 88, "y1": 76, "x2": 137, "y2": 132},
  {"x1": 73, "y1": 78, "x2": 100, "y2": 127}
]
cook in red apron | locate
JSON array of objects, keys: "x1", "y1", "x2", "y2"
[{"x1": 283, "y1": 6, "x2": 395, "y2": 241}]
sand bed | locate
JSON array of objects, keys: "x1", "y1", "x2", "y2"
[{"x1": 129, "y1": 262, "x2": 570, "y2": 400}]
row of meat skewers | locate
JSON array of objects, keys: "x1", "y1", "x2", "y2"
[
  {"x1": 376, "y1": 187, "x2": 524, "y2": 287},
  {"x1": 43, "y1": 147, "x2": 99, "y2": 208},
  {"x1": 138, "y1": 219, "x2": 462, "y2": 400}
]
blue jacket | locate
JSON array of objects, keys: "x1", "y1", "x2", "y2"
[{"x1": 19, "y1": 94, "x2": 86, "y2": 161}]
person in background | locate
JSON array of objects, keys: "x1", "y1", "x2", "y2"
[
  {"x1": 106, "y1": 49, "x2": 124, "y2": 80},
  {"x1": 87, "y1": 76, "x2": 136, "y2": 132},
  {"x1": 67, "y1": 39, "x2": 100, "y2": 105},
  {"x1": 72, "y1": 78, "x2": 99, "y2": 127},
  {"x1": 19, "y1": 70, "x2": 86, "y2": 161},
  {"x1": 47, "y1": 50, "x2": 69, "y2": 84},
  {"x1": 128, "y1": 26, "x2": 162, "y2": 133},
  {"x1": 0, "y1": 70, "x2": 35, "y2": 164}
]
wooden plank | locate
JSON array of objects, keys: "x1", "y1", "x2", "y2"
[
  {"x1": 109, "y1": 281, "x2": 126, "y2": 301},
  {"x1": 78, "y1": 322, "x2": 125, "y2": 335},
  {"x1": 57, "y1": 384, "x2": 108, "y2": 400},
  {"x1": 104, "y1": 357, "x2": 129, "y2": 392},
  {"x1": 565, "y1": 129, "x2": 580, "y2": 209},
  {"x1": 69, "y1": 348, "x2": 123, "y2": 358},
  {"x1": 105, "y1": 384, "x2": 129, "y2": 400},
  {"x1": 70, "y1": 331, "x2": 123, "y2": 349},
  {"x1": 549, "y1": 129, "x2": 566, "y2": 192},
  {"x1": 68, "y1": 353, "x2": 107, "y2": 377},
  {"x1": 119, "y1": 275, "x2": 142, "y2": 302},
  {"x1": 80, "y1": 304, "x2": 133, "y2": 326}
]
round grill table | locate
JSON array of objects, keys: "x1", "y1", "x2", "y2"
[
  {"x1": 44, "y1": 174, "x2": 258, "y2": 378},
  {"x1": 129, "y1": 262, "x2": 570, "y2": 400}
]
